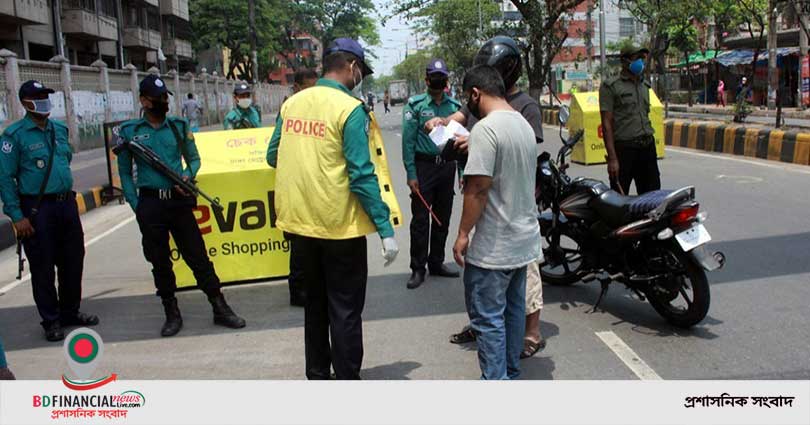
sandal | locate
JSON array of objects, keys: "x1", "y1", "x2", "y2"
[
  {"x1": 449, "y1": 326, "x2": 476, "y2": 344},
  {"x1": 520, "y1": 339, "x2": 546, "y2": 359}
]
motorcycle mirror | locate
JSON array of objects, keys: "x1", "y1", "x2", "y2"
[{"x1": 558, "y1": 106, "x2": 570, "y2": 126}]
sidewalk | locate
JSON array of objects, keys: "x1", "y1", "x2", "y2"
[{"x1": 668, "y1": 103, "x2": 810, "y2": 120}]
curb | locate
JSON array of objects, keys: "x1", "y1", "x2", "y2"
[
  {"x1": 668, "y1": 105, "x2": 810, "y2": 120},
  {"x1": 664, "y1": 120, "x2": 810, "y2": 166},
  {"x1": 0, "y1": 185, "x2": 109, "y2": 251}
]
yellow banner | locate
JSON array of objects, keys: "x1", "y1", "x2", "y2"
[
  {"x1": 569, "y1": 90, "x2": 665, "y2": 165},
  {"x1": 171, "y1": 118, "x2": 401, "y2": 287}
]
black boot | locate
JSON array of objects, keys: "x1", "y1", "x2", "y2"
[
  {"x1": 406, "y1": 270, "x2": 426, "y2": 289},
  {"x1": 209, "y1": 295, "x2": 246, "y2": 329},
  {"x1": 161, "y1": 297, "x2": 183, "y2": 337}
]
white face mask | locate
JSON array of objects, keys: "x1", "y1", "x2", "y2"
[
  {"x1": 25, "y1": 98, "x2": 53, "y2": 116},
  {"x1": 350, "y1": 62, "x2": 363, "y2": 93},
  {"x1": 238, "y1": 98, "x2": 252, "y2": 109}
]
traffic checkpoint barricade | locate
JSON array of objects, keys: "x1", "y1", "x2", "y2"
[{"x1": 664, "y1": 120, "x2": 810, "y2": 166}]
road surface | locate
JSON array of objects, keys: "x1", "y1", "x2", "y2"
[{"x1": 1, "y1": 105, "x2": 809, "y2": 380}]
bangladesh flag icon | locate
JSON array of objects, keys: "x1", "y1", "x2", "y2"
[{"x1": 63, "y1": 328, "x2": 104, "y2": 381}]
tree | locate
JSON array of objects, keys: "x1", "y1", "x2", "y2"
[
  {"x1": 290, "y1": 0, "x2": 380, "y2": 47},
  {"x1": 388, "y1": 0, "x2": 587, "y2": 99},
  {"x1": 392, "y1": 49, "x2": 433, "y2": 93},
  {"x1": 407, "y1": 0, "x2": 500, "y2": 77},
  {"x1": 190, "y1": 0, "x2": 288, "y2": 81}
]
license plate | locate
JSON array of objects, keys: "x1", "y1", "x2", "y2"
[{"x1": 675, "y1": 224, "x2": 712, "y2": 252}]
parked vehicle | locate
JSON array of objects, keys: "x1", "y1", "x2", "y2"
[
  {"x1": 388, "y1": 80, "x2": 408, "y2": 105},
  {"x1": 536, "y1": 107, "x2": 725, "y2": 327}
]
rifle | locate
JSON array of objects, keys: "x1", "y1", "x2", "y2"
[
  {"x1": 16, "y1": 239, "x2": 25, "y2": 280},
  {"x1": 113, "y1": 140, "x2": 224, "y2": 211}
]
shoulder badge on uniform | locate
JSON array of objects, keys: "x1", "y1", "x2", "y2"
[
  {"x1": 36, "y1": 159, "x2": 45, "y2": 169},
  {"x1": 364, "y1": 116, "x2": 370, "y2": 135},
  {"x1": 1, "y1": 140, "x2": 13, "y2": 154},
  {"x1": 405, "y1": 110, "x2": 414, "y2": 121}
]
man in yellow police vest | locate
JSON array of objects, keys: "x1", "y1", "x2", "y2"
[{"x1": 266, "y1": 38, "x2": 399, "y2": 380}]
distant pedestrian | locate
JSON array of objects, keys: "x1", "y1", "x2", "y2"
[
  {"x1": 181, "y1": 93, "x2": 202, "y2": 132},
  {"x1": 0, "y1": 80, "x2": 98, "y2": 342},
  {"x1": 383, "y1": 90, "x2": 391, "y2": 114},
  {"x1": 367, "y1": 92, "x2": 375, "y2": 111},
  {"x1": 716, "y1": 80, "x2": 726, "y2": 107},
  {"x1": 452, "y1": 65, "x2": 541, "y2": 380}
]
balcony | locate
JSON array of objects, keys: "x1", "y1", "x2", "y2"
[
  {"x1": 143, "y1": 0, "x2": 159, "y2": 7},
  {"x1": 0, "y1": 0, "x2": 49, "y2": 25},
  {"x1": 123, "y1": 27, "x2": 161, "y2": 50},
  {"x1": 61, "y1": 9, "x2": 118, "y2": 41},
  {"x1": 162, "y1": 38, "x2": 192, "y2": 58},
  {"x1": 159, "y1": 0, "x2": 189, "y2": 21}
]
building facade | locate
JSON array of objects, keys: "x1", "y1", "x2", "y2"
[{"x1": 0, "y1": 0, "x2": 193, "y2": 71}]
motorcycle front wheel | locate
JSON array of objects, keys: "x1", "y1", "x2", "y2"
[
  {"x1": 539, "y1": 233, "x2": 584, "y2": 286},
  {"x1": 646, "y1": 246, "x2": 711, "y2": 328}
]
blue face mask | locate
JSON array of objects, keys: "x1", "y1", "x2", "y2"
[{"x1": 629, "y1": 59, "x2": 645, "y2": 76}]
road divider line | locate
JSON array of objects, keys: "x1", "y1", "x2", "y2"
[
  {"x1": 667, "y1": 146, "x2": 810, "y2": 175},
  {"x1": 595, "y1": 331, "x2": 663, "y2": 380},
  {"x1": 0, "y1": 215, "x2": 137, "y2": 296}
]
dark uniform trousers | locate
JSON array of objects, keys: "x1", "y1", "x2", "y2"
[
  {"x1": 294, "y1": 234, "x2": 367, "y2": 380},
  {"x1": 612, "y1": 140, "x2": 661, "y2": 195},
  {"x1": 135, "y1": 191, "x2": 222, "y2": 299},
  {"x1": 410, "y1": 157, "x2": 455, "y2": 272},
  {"x1": 21, "y1": 195, "x2": 85, "y2": 326},
  {"x1": 284, "y1": 232, "x2": 306, "y2": 303}
]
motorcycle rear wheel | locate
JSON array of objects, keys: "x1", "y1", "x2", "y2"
[
  {"x1": 539, "y1": 234, "x2": 584, "y2": 286},
  {"x1": 646, "y1": 247, "x2": 710, "y2": 328}
]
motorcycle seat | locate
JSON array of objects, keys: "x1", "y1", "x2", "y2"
[{"x1": 591, "y1": 190, "x2": 674, "y2": 226}]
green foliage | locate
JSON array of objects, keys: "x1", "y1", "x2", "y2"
[
  {"x1": 190, "y1": 0, "x2": 379, "y2": 82},
  {"x1": 392, "y1": 49, "x2": 432, "y2": 93}
]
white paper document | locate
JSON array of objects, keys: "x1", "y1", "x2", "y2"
[{"x1": 428, "y1": 120, "x2": 470, "y2": 150}]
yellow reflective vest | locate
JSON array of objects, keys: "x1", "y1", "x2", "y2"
[{"x1": 275, "y1": 85, "x2": 379, "y2": 239}]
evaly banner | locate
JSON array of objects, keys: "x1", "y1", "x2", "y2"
[{"x1": 172, "y1": 117, "x2": 402, "y2": 287}]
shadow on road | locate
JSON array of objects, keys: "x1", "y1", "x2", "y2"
[
  {"x1": 362, "y1": 361, "x2": 422, "y2": 380},
  {"x1": 707, "y1": 232, "x2": 810, "y2": 285}
]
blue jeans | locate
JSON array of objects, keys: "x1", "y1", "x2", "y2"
[
  {"x1": 0, "y1": 336, "x2": 7, "y2": 368},
  {"x1": 464, "y1": 263, "x2": 527, "y2": 380}
]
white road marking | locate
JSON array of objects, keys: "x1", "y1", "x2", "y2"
[
  {"x1": 667, "y1": 147, "x2": 810, "y2": 175},
  {"x1": 0, "y1": 215, "x2": 137, "y2": 296},
  {"x1": 395, "y1": 132, "x2": 402, "y2": 137},
  {"x1": 715, "y1": 174, "x2": 764, "y2": 183},
  {"x1": 596, "y1": 331, "x2": 663, "y2": 380}
]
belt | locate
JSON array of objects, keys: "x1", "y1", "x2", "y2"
[
  {"x1": 615, "y1": 134, "x2": 655, "y2": 146},
  {"x1": 20, "y1": 191, "x2": 73, "y2": 202},
  {"x1": 138, "y1": 187, "x2": 191, "y2": 201},
  {"x1": 415, "y1": 152, "x2": 447, "y2": 165}
]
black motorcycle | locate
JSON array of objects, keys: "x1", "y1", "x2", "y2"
[{"x1": 536, "y1": 109, "x2": 725, "y2": 328}]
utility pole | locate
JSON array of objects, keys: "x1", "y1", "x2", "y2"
[
  {"x1": 586, "y1": 0, "x2": 594, "y2": 90},
  {"x1": 599, "y1": 0, "x2": 607, "y2": 70},
  {"x1": 477, "y1": 0, "x2": 483, "y2": 40},
  {"x1": 767, "y1": 0, "x2": 778, "y2": 110},
  {"x1": 52, "y1": 0, "x2": 65, "y2": 58},
  {"x1": 799, "y1": 4, "x2": 809, "y2": 108},
  {"x1": 248, "y1": 0, "x2": 259, "y2": 84}
]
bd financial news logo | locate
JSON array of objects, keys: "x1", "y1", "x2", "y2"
[{"x1": 32, "y1": 328, "x2": 146, "y2": 420}]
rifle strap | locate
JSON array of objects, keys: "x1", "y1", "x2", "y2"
[{"x1": 30, "y1": 124, "x2": 57, "y2": 218}]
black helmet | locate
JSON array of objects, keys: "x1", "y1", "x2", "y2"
[{"x1": 474, "y1": 36, "x2": 522, "y2": 89}]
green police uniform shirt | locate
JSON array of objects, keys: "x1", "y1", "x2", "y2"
[
  {"x1": 0, "y1": 116, "x2": 74, "y2": 222},
  {"x1": 223, "y1": 106, "x2": 261, "y2": 130},
  {"x1": 401, "y1": 93, "x2": 461, "y2": 181},
  {"x1": 599, "y1": 74, "x2": 655, "y2": 145},
  {"x1": 115, "y1": 116, "x2": 200, "y2": 210}
]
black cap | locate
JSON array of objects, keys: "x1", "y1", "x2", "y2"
[
  {"x1": 139, "y1": 74, "x2": 173, "y2": 97},
  {"x1": 18, "y1": 80, "x2": 55, "y2": 100},
  {"x1": 324, "y1": 38, "x2": 373, "y2": 76},
  {"x1": 234, "y1": 83, "x2": 252, "y2": 95}
]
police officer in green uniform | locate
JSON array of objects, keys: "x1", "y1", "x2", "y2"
[
  {"x1": 116, "y1": 74, "x2": 246, "y2": 337},
  {"x1": 600, "y1": 44, "x2": 660, "y2": 195},
  {"x1": 224, "y1": 83, "x2": 261, "y2": 130},
  {"x1": 0, "y1": 80, "x2": 98, "y2": 342},
  {"x1": 402, "y1": 58, "x2": 461, "y2": 289}
]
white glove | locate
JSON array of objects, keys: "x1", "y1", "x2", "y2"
[{"x1": 381, "y1": 237, "x2": 399, "y2": 267}]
